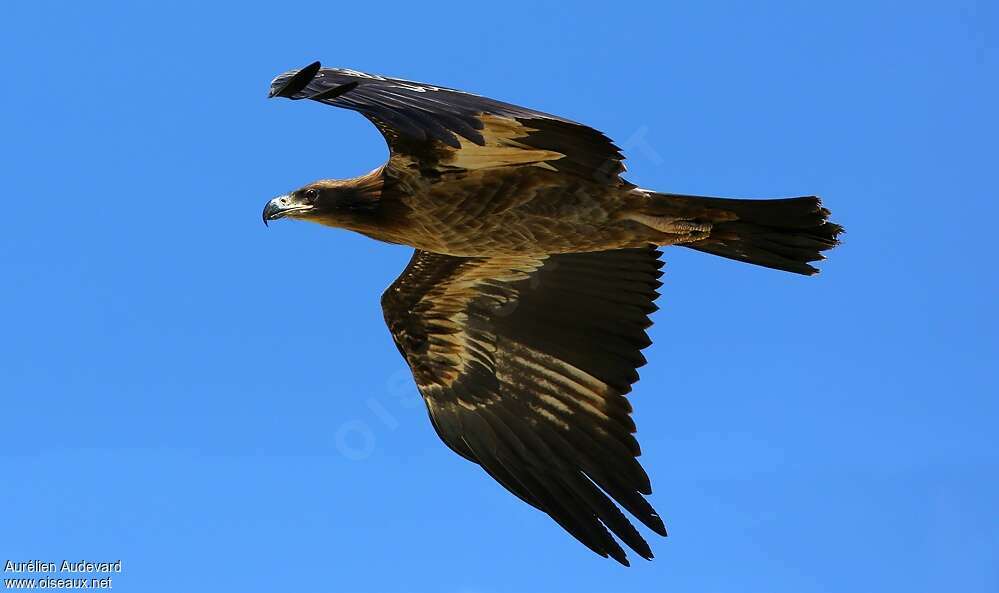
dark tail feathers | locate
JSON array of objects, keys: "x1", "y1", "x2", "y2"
[{"x1": 653, "y1": 193, "x2": 843, "y2": 275}]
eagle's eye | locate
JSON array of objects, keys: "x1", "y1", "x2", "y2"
[{"x1": 304, "y1": 188, "x2": 320, "y2": 202}]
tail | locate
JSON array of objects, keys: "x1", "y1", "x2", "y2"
[{"x1": 644, "y1": 192, "x2": 843, "y2": 275}]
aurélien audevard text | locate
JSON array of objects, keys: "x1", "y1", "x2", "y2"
[{"x1": 5, "y1": 560, "x2": 121, "y2": 573}]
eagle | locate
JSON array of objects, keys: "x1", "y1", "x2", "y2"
[{"x1": 262, "y1": 61, "x2": 842, "y2": 565}]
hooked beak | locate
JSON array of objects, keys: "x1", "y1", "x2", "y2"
[{"x1": 262, "y1": 194, "x2": 313, "y2": 226}]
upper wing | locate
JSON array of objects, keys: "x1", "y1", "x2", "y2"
[
  {"x1": 381, "y1": 247, "x2": 667, "y2": 565},
  {"x1": 269, "y1": 62, "x2": 627, "y2": 182}
]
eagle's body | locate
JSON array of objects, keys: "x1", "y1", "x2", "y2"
[
  {"x1": 262, "y1": 62, "x2": 843, "y2": 566},
  {"x1": 331, "y1": 165, "x2": 668, "y2": 256}
]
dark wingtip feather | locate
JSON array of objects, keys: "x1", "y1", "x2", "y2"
[
  {"x1": 608, "y1": 546, "x2": 631, "y2": 567},
  {"x1": 269, "y1": 61, "x2": 322, "y2": 98},
  {"x1": 647, "y1": 512, "x2": 668, "y2": 537}
]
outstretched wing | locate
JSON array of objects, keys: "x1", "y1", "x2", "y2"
[
  {"x1": 381, "y1": 247, "x2": 667, "y2": 565},
  {"x1": 269, "y1": 62, "x2": 627, "y2": 182}
]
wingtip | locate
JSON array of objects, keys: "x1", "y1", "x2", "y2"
[
  {"x1": 268, "y1": 60, "x2": 323, "y2": 99},
  {"x1": 612, "y1": 552, "x2": 631, "y2": 567},
  {"x1": 650, "y1": 516, "x2": 668, "y2": 537}
]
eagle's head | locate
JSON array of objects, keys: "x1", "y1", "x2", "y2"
[
  {"x1": 262, "y1": 182, "x2": 324, "y2": 225},
  {"x1": 262, "y1": 170, "x2": 384, "y2": 228}
]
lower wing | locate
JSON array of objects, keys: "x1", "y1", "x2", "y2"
[{"x1": 380, "y1": 247, "x2": 667, "y2": 565}]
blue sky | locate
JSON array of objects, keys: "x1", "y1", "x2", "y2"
[{"x1": 2, "y1": 1, "x2": 996, "y2": 591}]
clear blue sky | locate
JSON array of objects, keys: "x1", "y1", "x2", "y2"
[{"x1": 2, "y1": 1, "x2": 996, "y2": 591}]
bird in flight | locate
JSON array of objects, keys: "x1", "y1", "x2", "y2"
[{"x1": 262, "y1": 61, "x2": 842, "y2": 565}]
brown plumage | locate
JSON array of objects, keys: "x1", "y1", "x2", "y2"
[{"x1": 262, "y1": 62, "x2": 843, "y2": 565}]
